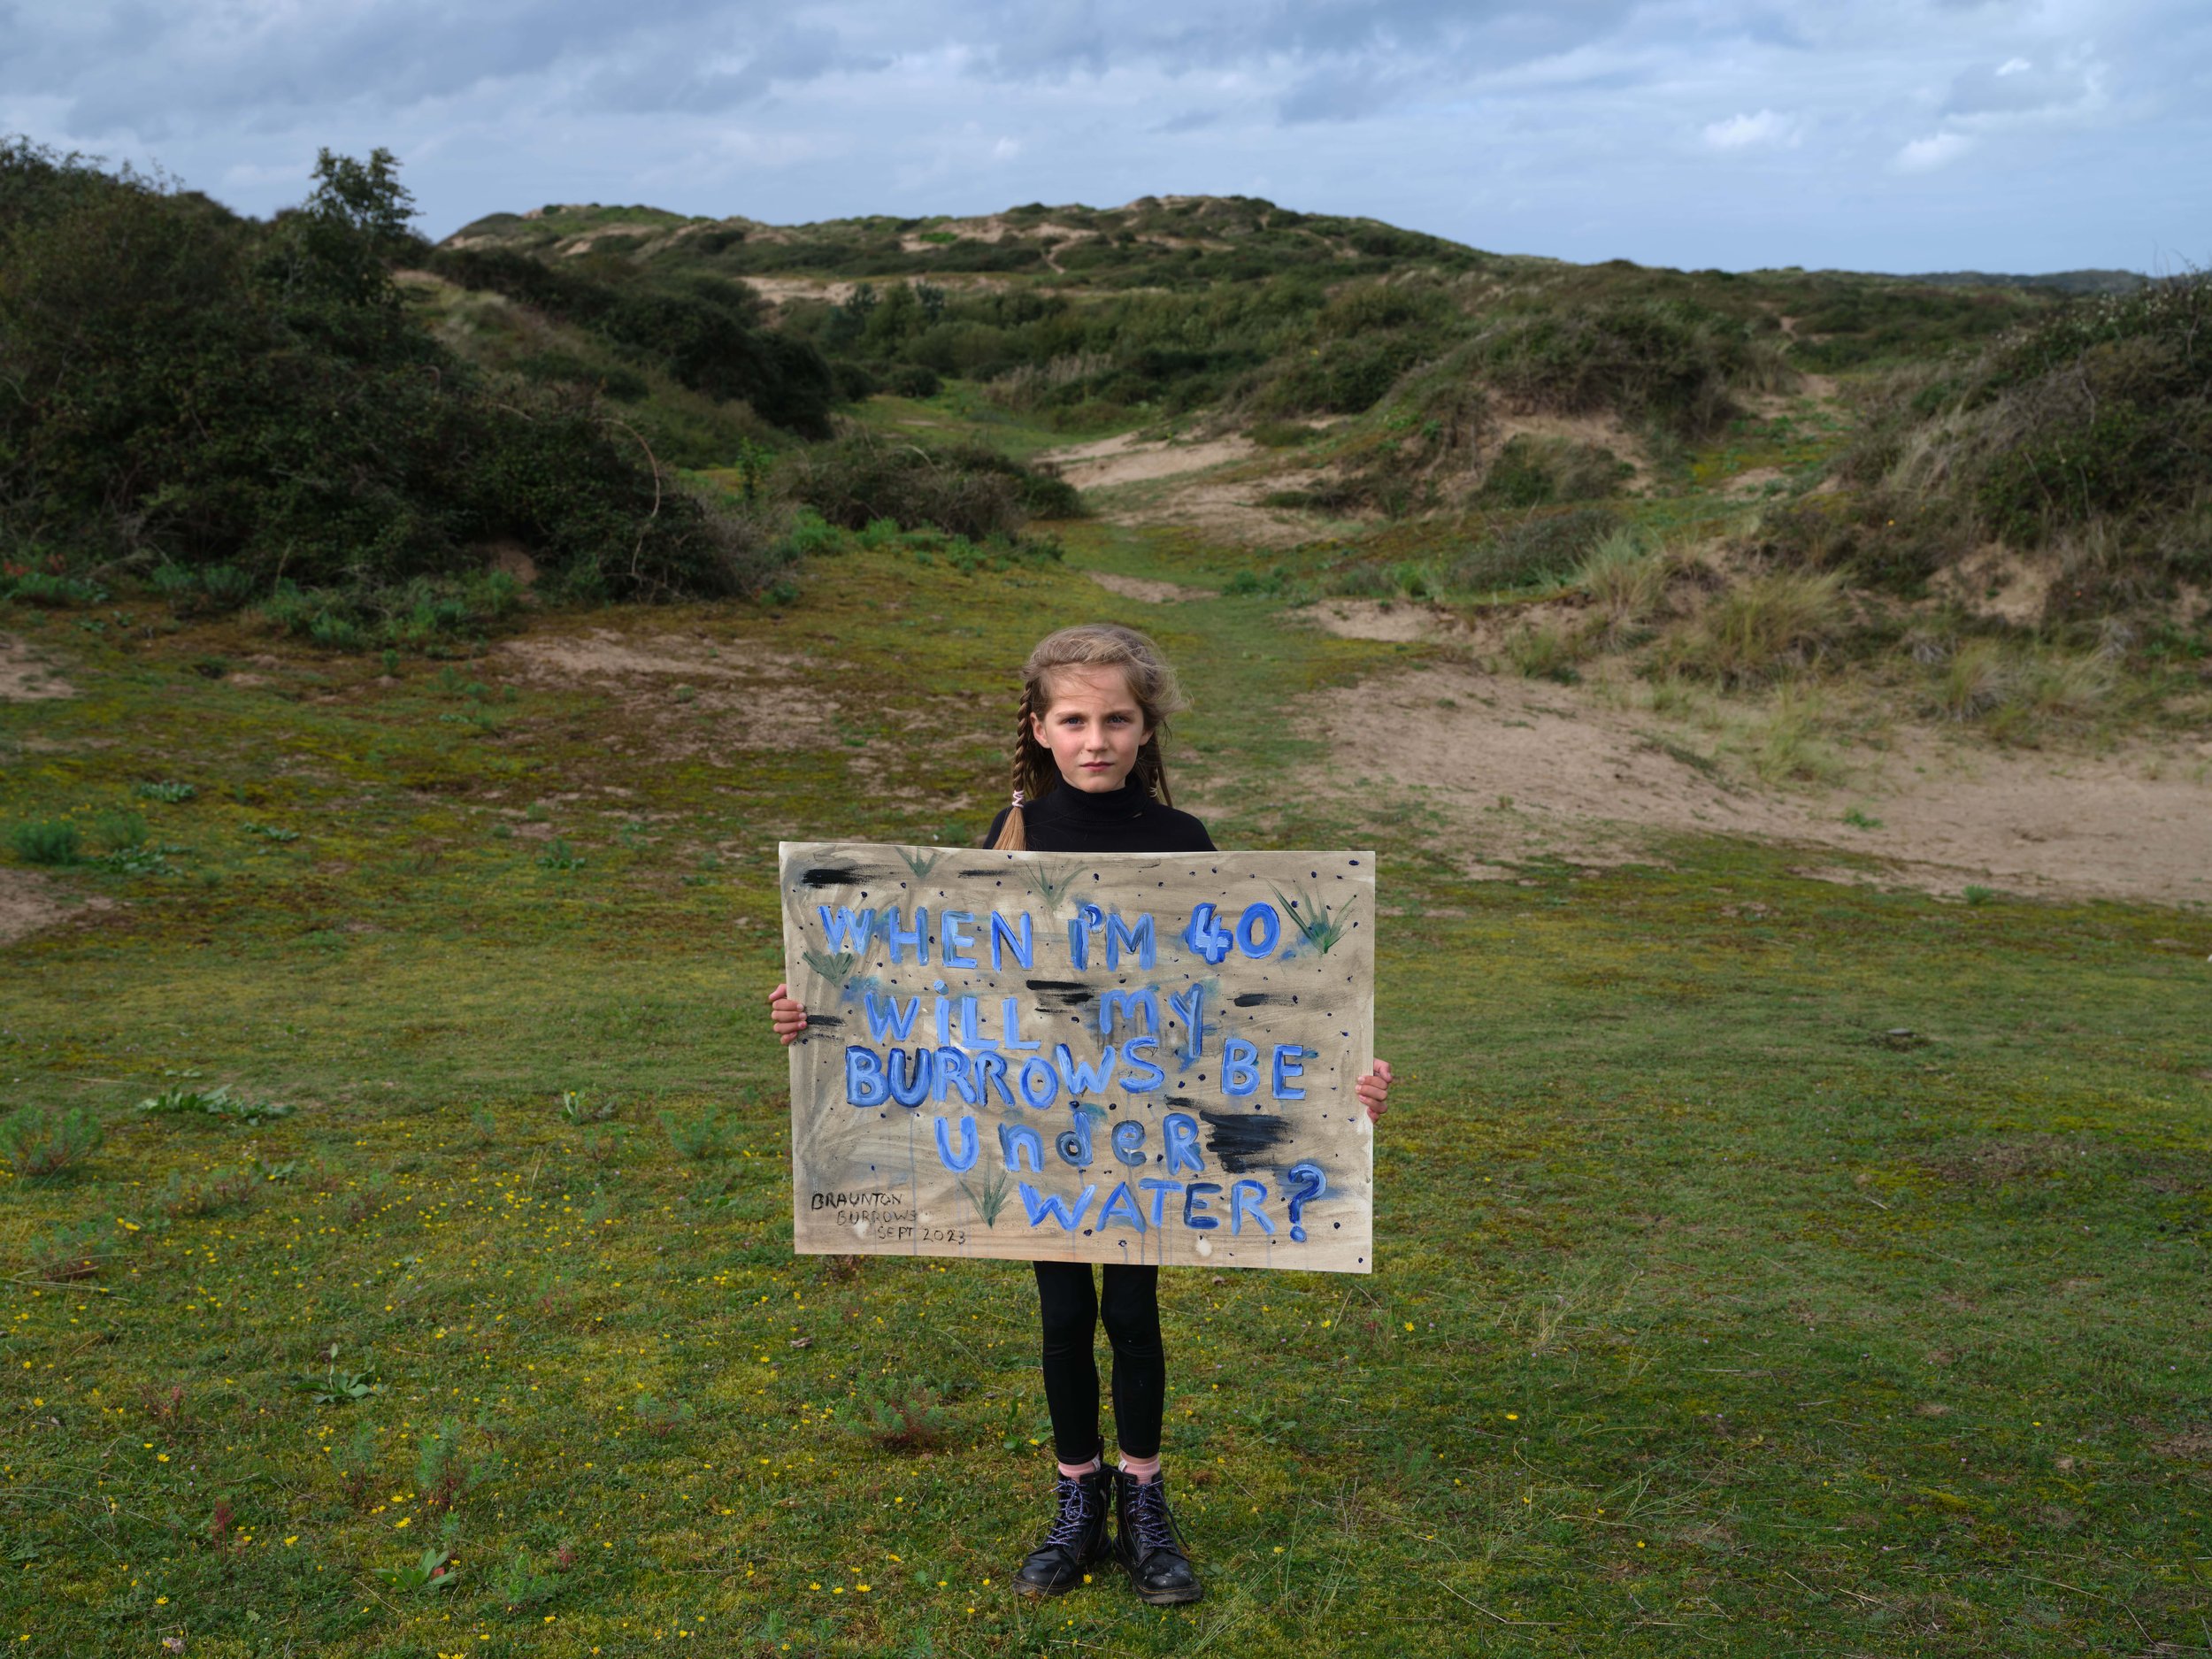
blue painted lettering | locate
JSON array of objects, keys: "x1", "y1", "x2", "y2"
[
  {"x1": 989, "y1": 910, "x2": 1034, "y2": 972},
  {"x1": 1168, "y1": 983, "x2": 1210, "y2": 1069},
  {"x1": 1055, "y1": 1109, "x2": 1094, "y2": 1169},
  {"x1": 1054, "y1": 1042, "x2": 1118, "y2": 1096},
  {"x1": 886, "y1": 1048, "x2": 930, "y2": 1109},
  {"x1": 817, "y1": 905, "x2": 877, "y2": 953},
  {"x1": 1018, "y1": 1056, "x2": 1060, "y2": 1110},
  {"x1": 1183, "y1": 1181, "x2": 1223, "y2": 1231},
  {"x1": 1228, "y1": 1179, "x2": 1276, "y2": 1236},
  {"x1": 1096, "y1": 1181, "x2": 1147, "y2": 1233},
  {"x1": 999, "y1": 1122, "x2": 1046, "y2": 1173},
  {"x1": 1001, "y1": 995, "x2": 1041, "y2": 1054},
  {"x1": 1018, "y1": 1181, "x2": 1097, "y2": 1230},
  {"x1": 1110, "y1": 1119, "x2": 1148, "y2": 1167},
  {"x1": 1099, "y1": 987, "x2": 1157, "y2": 1041},
  {"x1": 1067, "y1": 902, "x2": 1103, "y2": 970},
  {"x1": 1104, "y1": 910, "x2": 1156, "y2": 970},
  {"x1": 973, "y1": 1050, "x2": 1014, "y2": 1107},
  {"x1": 1223, "y1": 1038, "x2": 1260, "y2": 1097},
  {"x1": 933, "y1": 1114, "x2": 979, "y2": 1173},
  {"x1": 1271, "y1": 1044, "x2": 1309, "y2": 1102},
  {"x1": 844, "y1": 1046, "x2": 887, "y2": 1107},
  {"x1": 1138, "y1": 1178, "x2": 1186, "y2": 1225},
  {"x1": 864, "y1": 991, "x2": 921, "y2": 1043},
  {"x1": 1118, "y1": 1035, "x2": 1165, "y2": 1094},
  {"x1": 1162, "y1": 1112, "x2": 1205, "y2": 1175},
  {"x1": 1235, "y1": 902, "x2": 1281, "y2": 958},
  {"x1": 940, "y1": 911, "x2": 978, "y2": 969},
  {"x1": 882, "y1": 906, "x2": 930, "y2": 965},
  {"x1": 931, "y1": 1046, "x2": 979, "y2": 1106}
]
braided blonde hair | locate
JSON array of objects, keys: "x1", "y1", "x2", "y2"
[{"x1": 990, "y1": 624, "x2": 1188, "y2": 852}]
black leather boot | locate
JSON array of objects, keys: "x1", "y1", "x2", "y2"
[
  {"x1": 1113, "y1": 1469, "x2": 1203, "y2": 1604},
  {"x1": 1013, "y1": 1466, "x2": 1112, "y2": 1597}
]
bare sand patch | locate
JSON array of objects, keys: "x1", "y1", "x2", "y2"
[
  {"x1": 0, "y1": 634, "x2": 73, "y2": 701},
  {"x1": 1305, "y1": 662, "x2": 2212, "y2": 908},
  {"x1": 1089, "y1": 572, "x2": 1213, "y2": 604},
  {"x1": 1140, "y1": 480, "x2": 1319, "y2": 549},
  {"x1": 1931, "y1": 544, "x2": 2056, "y2": 626},
  {"x1": 1039, "y1": 433, "x2": 1257, "y2": 491},
  {"x1": 492, "y1": 627, "x2": 834, "y2": 753},
  {"x1": 0, "y1": 870, "x2": 113, "y2": 947},
  {"x1": 1295, "y1": 600, "x2": 1466, "y2": 643}
]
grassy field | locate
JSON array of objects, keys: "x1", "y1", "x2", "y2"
[{"x1": 2, "y1": 528, "x2": 2208, "y2": 1658}]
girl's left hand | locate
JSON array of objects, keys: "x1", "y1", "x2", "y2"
[{"x1": 1356, "y1": 1059, "x2": 1393, "y2": 1125}]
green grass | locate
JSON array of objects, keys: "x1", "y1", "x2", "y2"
[{"x1": 1, "y1": 546, "x2": 2207, "y2": 1658}]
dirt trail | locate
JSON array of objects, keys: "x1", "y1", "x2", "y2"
[
  {"x1": 1041, "y1": 433, "x2": 1322, "y2": 547},
  {"x1": 1299, "y1": 657, "x2": 2212, "y2": 909}
]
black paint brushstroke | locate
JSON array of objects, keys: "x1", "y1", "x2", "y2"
[
  {"x1": 799, "y1": 865, "x2": 864, "y2": 888},
  {"x1": 1026, "y1": 978, "x2": 1095, "y2": 1009},
  {"x1": 1233, "y1": 992, "x2": 1298, "y2": 1008},
  {"x1": 804, "y1": 1014, "x2": 845, "y2": 1029},
  {"x1": 1198, "y1": 1110, "x2": 1293, "y2": 1173}
]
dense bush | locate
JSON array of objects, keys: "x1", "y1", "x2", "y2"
[
  {"x1": 777, "y1": 433, "x2": 1079, "y2": 540},
  {"x1": 1467, "y1": 301, "x2": 1786, "y2": 439},
  {"x1": 0, "y1": 140, "x2": 783, "y2": 615}
]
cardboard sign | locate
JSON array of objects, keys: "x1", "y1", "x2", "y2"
[{"x1": 778, "y1": 842, "x2": 1376, "y2": 1274}]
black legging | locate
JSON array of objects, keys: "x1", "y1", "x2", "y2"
[{"x1": 1033, "y1": 1261, "x2": 1165, "y2": 1462}]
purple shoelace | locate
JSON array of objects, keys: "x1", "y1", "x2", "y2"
[{"x1": 1042, "y1": 1475, "x2": 1092, "y2": 1548}]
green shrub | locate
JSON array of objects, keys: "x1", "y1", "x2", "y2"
[
  {"x1": 1503, "y1": 622, "x2": 1585, "y2": 683},
  {"x1": 1445, "y1": 508, "x2": 1618, "y2": 593},
  {"x1": 1, "y1": 1104, "x2": 104, "y2": 1179},
  {"x1": 0, "y1": 568, "x2": 108, "y2": 606},
  {"x1": 90, "y1": 809, "x2": 148, "y2": 850},
  {"x1": 662, "y1": 1110, "x2": 737, "y2": 1161},
  {"x1": 8, "y1": 819, "x2": 80, "y2": 865},
  {"x1": 1661, "y1": 570, "x2": 1847, "y2": 686},
  {"x1": 1576, "y1": 528, "x2": 1667, "y2": 635}
]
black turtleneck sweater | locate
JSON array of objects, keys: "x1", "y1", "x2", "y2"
[{"x1": 981, "y1": 779, "x2": 1216, "y2": 855}]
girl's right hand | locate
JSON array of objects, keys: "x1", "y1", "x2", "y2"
[{"x1": 767, "y1": 982, "x2": 809, "y2": 1046}]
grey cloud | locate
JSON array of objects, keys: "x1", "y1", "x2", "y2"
[
  {"x1": 8, "y1": 0, "x2": 749, "y2": 134},
  {"x1": 1279, "y1": 61, "x2": 1404, "y2": 125},
  {"x1": 582, "y1": 22, "x2": 885, "y2": 115}
]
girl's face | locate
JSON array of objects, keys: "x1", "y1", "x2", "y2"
[{"x1": 1032, "y1": 665, "x2": 1150, "y2": 794}]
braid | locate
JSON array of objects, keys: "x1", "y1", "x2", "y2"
[{"x1": 992, "y1": 690, "x2": 1035, "y2": 850}]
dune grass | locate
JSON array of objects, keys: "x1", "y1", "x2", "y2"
[{"x1": 0, "y1": 541, "x2": 2207, "y2": 1658}]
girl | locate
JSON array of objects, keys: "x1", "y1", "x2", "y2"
[{"x1": 766, "y1": 622, "x2": 1392, "y2": 1606}]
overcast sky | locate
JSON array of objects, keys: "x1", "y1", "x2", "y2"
[{"x1": 4, "y1": 0, "x2": 2206, "y2": 273}]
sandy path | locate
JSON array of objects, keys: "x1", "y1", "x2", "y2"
[{"x1": 1303, "y1": 660, "x2": 2212, "y2": 910}]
